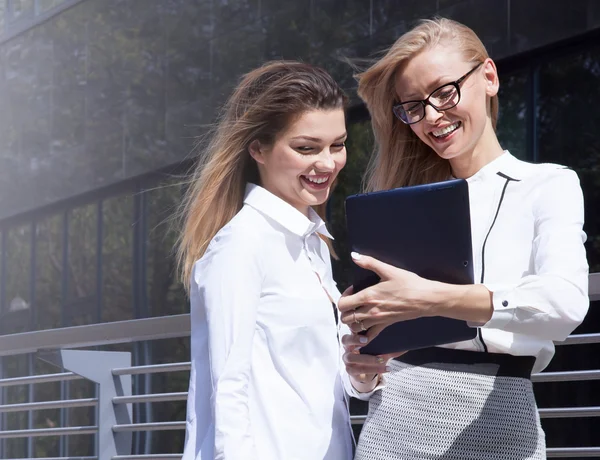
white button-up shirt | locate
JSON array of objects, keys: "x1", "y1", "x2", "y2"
[
  {"x1": 182, "y1": 184, "x2": 353, "y2": 460},
  {"x1": 442, "y1": 151, "x2": 589, "y2": 373}
]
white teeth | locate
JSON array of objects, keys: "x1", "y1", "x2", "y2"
[
  {"x1": 432, "y1": 122, "x2": 460, "y2": 137},
  {"x1": 304, "y1": 176, "x2": 328, "y2": 184}
]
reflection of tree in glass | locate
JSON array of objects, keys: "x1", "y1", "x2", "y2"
[
  {"x1": 497, "y1": 71, "x2": 528, "y2": 160},
  {"x1": 329, "y1": 120, "x2": 373, "y2": 290},
  {"x1": 4, "y1": 226, "x2": 32, "y2": 335},
  {"x1": 102, "y1": 196, "x2": 133, "y2": 323},
  {"x1": 538, "y1": 48, "x2": 600, "y2": 274},
  {"x1": 146, "y1": 180, "x2": 188, "y2": 454}
]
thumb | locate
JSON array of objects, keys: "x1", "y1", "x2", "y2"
[{"x1": 351, "y1": 252, "x2": 395, "y2": 279}]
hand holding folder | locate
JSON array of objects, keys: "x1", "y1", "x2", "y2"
[{"x1": 341, "y1": 179, "x2": 477, "y2": 355}]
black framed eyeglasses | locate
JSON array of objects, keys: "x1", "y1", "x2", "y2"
[{"x1": 392, "y1": 62, "x2": 483, "y2": 125}]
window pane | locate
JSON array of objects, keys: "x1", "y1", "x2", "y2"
[
  {"x1": 32, "y1": 359, "x2": 61, "y2": 457},
  {"x1": 0, "y1": 2, "x2": 5, "y2": 34},
  {"x1": 66, "y1": 205, "x2": 97, "y2": 326},
  {"x1": 2, "y1": 354, "x2": 30, "y2": 457},
  {"x1": 9, "y1": 0, "x2": 34, "y2": 24},
  {"x1": 66, "y1": 378, "x2": 95, "y2": 456},
  {"x1": 497, "y1": 71, "x2": 529, "y2": 160},
  {"x1": 330, "y1": 120, "x2": 374, "y2": 290},
  {"x1": 102, "y1": 195, "x2": 133, "y2": 322},
  {"x1": 149, "y1": 337, "x2": 189, "y2": 454},
  {"x1": 537, "y1": 46, "x2": 600, "y2": 273},
  {"x1": 35, "y1": 214, "x2": 63, "y2": 330},
  {"x1": 0, "y1": 231, "x2": 3, "y2": 314},
  {"x1": 536, "y1": 45, "x2": 600, "y2": 448},
  {"x1": 146, "y1": 181, "x2": 185, "y2": 317},
  {"x1": 3, "y1": 225, "x2": 32, "y2": 334},
  {"x1": 36, "y1": 0, "x2": 58, "y2": 15}
]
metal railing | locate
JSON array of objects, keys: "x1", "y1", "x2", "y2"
[{"x1": 0, "y1": 273, "x2": 597, "y2": 459}]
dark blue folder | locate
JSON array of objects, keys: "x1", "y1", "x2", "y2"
[{"x1": 345, "y1": 178, "x2": 477, "y2": 355}]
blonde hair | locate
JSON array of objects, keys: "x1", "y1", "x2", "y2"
[
  {"x1": 357, "y1": 17, "x2": 499, "y2": 191},
  {"x1": 177, "y1": 61, "x2": 347, "y2": 290}
]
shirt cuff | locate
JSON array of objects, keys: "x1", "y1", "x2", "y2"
[
  {"x1": 474, "y1": 283, "x2": 517, "y2": 330},
  {"x1": 349, "y1": 374, "x2": 386, "y2": 401}
]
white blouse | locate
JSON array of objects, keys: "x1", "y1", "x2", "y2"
[
  {"x1": 345, "y1": 151, "x2": 589, "y2": 400},
  {"x1": 443, "y1": 151, "x2": 589, "y2": 373},
  {"x1": 181, "y1": 184, "x2": 353, "y2": 460}
]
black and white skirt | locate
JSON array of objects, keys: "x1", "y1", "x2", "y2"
[{"x1": 355, "y1": 348, "x2": 546, "y2": 460}]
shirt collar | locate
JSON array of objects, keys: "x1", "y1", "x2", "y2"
[
  {"x1": 243, "y1": 183, "x2": 334, "y2": 239},
  {"x1": 465, "y1": 150, "x2": 520, "y2": 183}
]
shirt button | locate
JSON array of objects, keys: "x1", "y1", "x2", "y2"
[{"x1": 502, "y1": 300, "x2": 509, "y2": 307}]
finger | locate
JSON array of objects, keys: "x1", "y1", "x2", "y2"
[
  {"x1": 343, "y1": 351, "x2": 388, "y2": 376},
  {"x1": 338, "y1": 291, "x2": 363, "y2": 313},
  {"x1": 341, "y1": 333, "x2": 370, "y2": 350},
  {"x1": 349, "y1": 321, "x2": 371, "y2": 334},
  {"x1": 350, "y1": 252, "x2": 396, "y2": 280},
  {"x1": 341, "y1": 285, "x2": 354, "y2": 297},
  {"x1": 347, "y1": 316, "x2": 387, "y2": 333},
  {"x1": 339, "y1": 309, "x2": 357, "y2": 324}
]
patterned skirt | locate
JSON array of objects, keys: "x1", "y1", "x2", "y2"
[{"x1": 355, "y1": 348, "x2": 546, "y2": 460}]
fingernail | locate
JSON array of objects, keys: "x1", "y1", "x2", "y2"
[
  {"x1": 351, "y1": 252, "x2": 362, "y2": 260},
  {"x1": 385, "y1": 366, "x2": 392, "y2": 372},
  {"x1": 359, "y1": 336, "x2": 368, "y2": 344}
]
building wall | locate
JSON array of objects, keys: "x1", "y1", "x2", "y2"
[
  {"x1": 0, "y1": 1, "x2": 600, "y2": 457},
  {"x1": 1, "y1": 0, "x2": 600, "y2": 219}
]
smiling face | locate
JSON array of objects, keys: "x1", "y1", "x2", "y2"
[
  {"x1": 249, "y1": 109, "x2": 347, "y2": 216},
  {"x1": 394, "y1": 45, "x2": 500, "y2": 172}
]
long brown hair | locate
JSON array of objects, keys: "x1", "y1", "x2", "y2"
[
  {"x1": 177, "y1": 61, "x2": 347, "y2": 290},
  {"x1": 357, "y1": 17, "x2": 499, "y2": 191}
]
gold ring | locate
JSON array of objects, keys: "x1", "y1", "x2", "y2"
[
  {"x1": 359, "y1": 320, "x2": 367, "y2": 332},
  {"x1": 353, "y1": 311, "x2": 359, "y2": 324}
]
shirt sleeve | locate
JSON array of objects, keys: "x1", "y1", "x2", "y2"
[
  {"x1": 193, "y1": 233, "x2": 263, "y2": 459},
  {"x1": 338, "y1": 320, "x2": 386, "y2": 400},
  {"x1": 481, "y1": 168, "x2": 589, "y2": 341}
]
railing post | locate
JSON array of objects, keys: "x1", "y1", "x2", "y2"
[{"x1": 40, "y1": 349, "x2": 132, "y2": 459}]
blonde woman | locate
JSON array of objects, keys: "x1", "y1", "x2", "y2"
[
  {"x1": 178, "y1": 61, "x2": 353, "y2": 460},
  {"x1": 338, "y1": 18, "x2": 589, "y2": 459}
]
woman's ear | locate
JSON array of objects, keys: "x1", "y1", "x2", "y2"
[
  {"x1": 248, "y1": 140, "x2": 265, "y2": 164},
  {"x1": 483, "y1": 58, "x2": 499, "y2": 98}
]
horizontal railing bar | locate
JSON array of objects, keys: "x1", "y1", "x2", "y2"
[
  {"x1": 547, "y1": 447, "x2": 600, "y2": 457},
  {"x1": 0, "y1": 398, "x2": 97, "y2": 413},
  {"x1": 113, "y1": 456, "x2": 182, "y2": 460},
  {"x1": 557, "y1": 332, "x2": 600, "y2": 346},
  {"x1": 113, "y1": 422, "x2": 185, "y2": 433},
  {"x1": 0, "y1": 372, "x2": 81, "y2": 387},
  {"x1": 4, "y1": 457, "x2": 97, "y2": 460},
  {"x1": 539, "y1": 406, "x2": 600, "y2": 418},
  {"x1": 0, "y1": 426, "x2": 98, "y2": 439},
  {"x1": 0, "y1": 314, "x2": 190, "y2": 358},
  {"x1": 5, "y1": 457, "x2": 96, "y2": 460},
  {"x1": 113, "y1": 392, "x2": 187, "y2": 405},
  {"x1": 351, "y1": 406, "x2": 600, "y2": 424},
  {"x1": 112, "y1": 362, "x2": 191, "y2": 376},
  {"x1": 532, "y1": 369, "x2": 600, "y2": 382}
]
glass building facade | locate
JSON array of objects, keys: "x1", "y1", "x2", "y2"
[{"x1": 0, "y1": 0, "x2": 599, "y2": 456}]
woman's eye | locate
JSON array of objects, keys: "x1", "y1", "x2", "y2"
[
  {"x1": 332, "y1": 143, "x2": 346, "y2": 149},
  {"x1": 296, "y1": 146, "x2": 314, "y2": 152}
]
